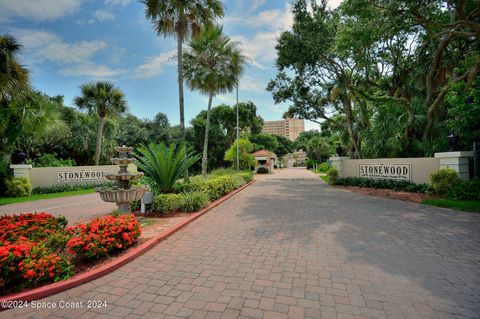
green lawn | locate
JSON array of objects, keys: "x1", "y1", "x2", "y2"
[
  {"x1": 319, "y1": 175, "x2": 330, "y2": 184},
  {"x1": 422, "y1": 198, "x2": 480, "y2": 213},
  {"x1": 0, "y1": 189, "x2": 95, "y2": 206}
]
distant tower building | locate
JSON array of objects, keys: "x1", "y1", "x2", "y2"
[{"x1": 262, "y1": 118, "x2": 305, "y2": 141}]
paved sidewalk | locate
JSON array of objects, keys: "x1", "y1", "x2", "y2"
[
  {"x1": 0, "y1": 193, "x2": 115, "y2": 224},
  {"x1": 4, "y1": 168, "x2": 480, "y2": 318}
]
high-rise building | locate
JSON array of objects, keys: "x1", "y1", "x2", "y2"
[{"x1": 262, "y1": 118, "x2": 305, "y2": 141}]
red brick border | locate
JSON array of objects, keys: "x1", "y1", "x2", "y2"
[{"x1": 0, "y1": 180, "x2": 255, "y2": 306}]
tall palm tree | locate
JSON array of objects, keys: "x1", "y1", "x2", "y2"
[
  {"x1": 0, "y1": 34, "x2": 29, "y2": 107},
  {"x1": 142, "y1": 0, "x2": 224, "y2": 140},
  {"x1": 183, "y1": 26, "x2": 246, "y2": 175},
  {"x1": 74, "y1": 81, "x2": 127, "y2": 165}
]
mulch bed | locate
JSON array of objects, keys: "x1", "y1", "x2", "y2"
[{"x1": 336, "y1": 185, "x2": 434, "y2": 203}]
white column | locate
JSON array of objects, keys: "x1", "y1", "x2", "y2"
[
  {"x1": 329, "y1": 156, "x2": 348, "y2": 178},
  {"x1": 434, "y1": 151, "x2": 473, "y2": 180},
  {"x1": 10, "y1": 164, "x2": 32, "y2": 179}
]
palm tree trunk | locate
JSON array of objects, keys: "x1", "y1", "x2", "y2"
[
  {"x1": 201, "y1": 94, "x2": 214, "y2": 176},
  {"x1": 177, "y1": 36, "x2": 185, "y2": 140},
  {"x1": 95, "y1": 116, "x2": 106, "y2": 165}
]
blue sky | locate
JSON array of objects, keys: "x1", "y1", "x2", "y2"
[{"x1": 0, "y1": 0, "x2": 340, "y2": 130}]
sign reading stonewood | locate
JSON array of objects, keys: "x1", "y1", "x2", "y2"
[
  {"x1": 359, "y1": 164, "x2": 410, "y2": 181},
  {"x1": 57, "y1": 170, "x2": 108, "y2": 183}
]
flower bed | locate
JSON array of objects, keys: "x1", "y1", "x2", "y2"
[{"x1": 0, "y1": 212, "x2": 141, "y2": 295}]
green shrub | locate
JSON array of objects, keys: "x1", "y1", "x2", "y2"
[
  {"x1": 30, "y1": 154, "x2": 76, "y2": 167},
  {"x1": 237, "y1": 171, "x2": 254, "y2": 182},
  {"x1": 446, "y1": 178, "x2": 480, "y2": 201},
  {"x1": 430, "y1": 168, "x2": 459, "y2": 194},
  {"x1": 0, "y1": 156, "x2": 12, "y2": 196},
  {"x1": 204, "y1": 176, "x2": 235, "y2": 200},
  {"x1": 32, "y1": 181, "x2": 115, "y2": 195},
  {"x1": 181, "y1": 191, "x2": 210, "y2": 212},
  {"x1": 327, "y1": 167, "x2": 339, "y2": 183},
  {"x1": 5, "y1": 177, "x2": 32, "y2": 197},
  {"x1": 332, "y1": 177, "x2": 429, "y2": 193},
  {"x1": 130, "y1": 199, "x2": 141, "y2": 212},
  {"x1": 134, "y1": 143, "x2": 200, "y2": 193},
  {"x1": 317, "y1": 162, "x2": 330, "y2": 173},
  {"x1": 256, "y1": 167, "x2": 269, "y2": 174},
  {"x1": 174, "y1": 175, "x2": 207, "y2": 193},
  {"x1": 152, "y1": 193, "x2": 184, "y2": 213},
  {"x1": 230, "y1": 174, "x2": 246, "y2": 189},
  {"x1": 210, "y1": 168, "x2": 237, "y2": 176}
]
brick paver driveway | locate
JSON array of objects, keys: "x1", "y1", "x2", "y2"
[{"x1": 4, "y1": 168, "x2": 480, "y2": 318}]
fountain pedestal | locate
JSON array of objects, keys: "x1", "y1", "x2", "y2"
[{"x1": 97, "y1": 146, "x2": 148, "y2": 213}]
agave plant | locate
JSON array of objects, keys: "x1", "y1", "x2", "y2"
[{"x1": 134, "y1": 143, "x2": 200, "y2": 193}]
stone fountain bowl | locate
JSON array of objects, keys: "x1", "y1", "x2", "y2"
[
  {"x1": 111, "y1": 158, "x2": 136, "y2": 165},
  {"x1": 96, "y1": 186, "x2": 147, "y2": 203},
  {"x1": 114, "y1": 146, "x2": 134, "y2": 154},
  {"x1": 105, "y1": 172, "x2": 144, "y2": 181}
]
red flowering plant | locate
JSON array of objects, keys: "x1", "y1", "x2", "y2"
[
  {"x1": 67, "y1": 214, "x2": 141, "y2": 259},
  {"x1": 0, "y1": 213, "x2": 73, "y2": 293},
  {"x1": 0, "y1": 212, "x2": 68, "y2": 244}
]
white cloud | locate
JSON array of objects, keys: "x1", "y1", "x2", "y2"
[
  {"x1": 11, "y1": 29, "x2": 123, "y2": 79},
  {"x1": 250, "y1": 0, "x2": 267, "y2": 12},
  {"x1": 240, "y1": 76, "x2": 265, "y2": 92},
  {"x1": 104, "y1": 0, "x2": 131, "y2": 5},
  {"x1": 224, "y1": 8, "x2": 292, "y2": 32},
  {"x1": 0, "y1": 0, "x2": 82, "y2": 21},
  {"x1": 59, "y1": 63, "x2": 125, "y2": 78},
  {"x1": 232, "y1": 32, "x2": 277, "y2": 69},
  {"x1": 94, "y1": 10, "x2": 115, "y2": 21},
  {"x1": 39, "y1": 40, "x2": 107, "y2": 63},
  {"x1": 132, "y1": 51, "x2": 176, "y2": 78}
]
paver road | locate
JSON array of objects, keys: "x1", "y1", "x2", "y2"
[
  {"x1": 4, "y1": 168, "x2": 480, "y2": 318},
  {"x1": 0, "y1": 193, "x2": 115, "y2": 224}
]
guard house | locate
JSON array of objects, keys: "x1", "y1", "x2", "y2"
[{"x1": 253, "y1": 150, "x2": 277, "y2": 174}]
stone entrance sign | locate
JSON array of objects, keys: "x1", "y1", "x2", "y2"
[
  {"x1": 329, "y1": 151, "x2": 473, "y2": 184},
  {"x1": 57, "y1": 169, "x2": 108, "y2": 183},
  {"x1": 359, "y1": 164, "x2": 411, "y2": 181},
  {"x1": 10, "y1": 165, "x2": 137, "y2": 188}
]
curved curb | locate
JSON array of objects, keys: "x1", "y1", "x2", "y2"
[{"x1": 0, "y1": 180, "x2": 256, "y2": 306}]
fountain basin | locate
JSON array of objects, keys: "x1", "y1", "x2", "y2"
[
  {"x1": 105, "y1": 172, "x2": 144, "y2": 181},
  {"x1": 96, "y1": 187, "x2": 147, "y2": 203},
  {"x1": 111, "y1": 158, "x2": 136, "y2": 165}
]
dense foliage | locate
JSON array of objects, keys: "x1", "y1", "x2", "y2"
[
  {"x1": 332, "y1": 177, "x2": 430, "y2": 193},
  {"x1": 268, "y1": 0, "x2": 479, "y2": 158},
  {"x1": 134, "y1": 143, "x2": 200, "y2": 193}
]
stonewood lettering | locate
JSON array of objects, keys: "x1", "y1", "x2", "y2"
[
  {"x1": 57, "y1": 170, "x2": 108, "y2": 183},
  {"x1": 359, "y1": 164, "x2": 410, "y2": 181}
]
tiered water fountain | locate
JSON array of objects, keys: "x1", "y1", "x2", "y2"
[{"x1": 97, "y1": 146, "x2": 147, "y2": 213}]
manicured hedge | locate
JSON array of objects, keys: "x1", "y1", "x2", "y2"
[
  {"x1": 32, "y1": 181, "x2": 115, "y2": 195},
  {"x1": 445, "y1": 178, "x2": 480, "y2": 201},
  {"x1": 5, "y1": 177, "x2": 32, "y2": 197},
  {"x1": 332, "y1": 177, "x2": 430, "y2": 193}
]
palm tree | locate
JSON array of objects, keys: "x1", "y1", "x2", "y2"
[
  {"x1": 0, "y1": 34, "x2": 29, "y2": 107},
  {"x1": 142, "y1": 0, "x2": 224, "y2": 140},
  {"x1": 183, "y1": 26, "x2": 246, "y2": 175},
  {"x1": 74, "y1": 81, "x2": 127, "y2": 165}
]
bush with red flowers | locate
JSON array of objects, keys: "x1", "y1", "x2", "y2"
[
  {"x1": 0, "y1": 213, "x2": 73, "y2": 293},
  {"x1": 0, "y1": 212, "x2": 68, "y2": 244},
  {"x1": 67, "y1": 214, "x2": 141, "y2": 259}
]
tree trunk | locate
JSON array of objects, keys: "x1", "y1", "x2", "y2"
[
  {"x1": 95, "y1": 116, "x2": 106, "y2": 165},
  {"x1": 177, "y1": 36, "x2": 185, "y2": 140},
  {"x1": 343, "y1": 97, "x2": 362, "y2": 159},
  {"x1": 201, "y1": 94, "x2": 213, "y2": 176}
]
